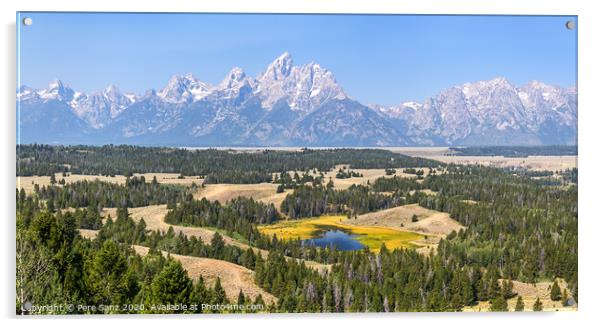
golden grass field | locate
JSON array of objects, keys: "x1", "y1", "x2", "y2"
[
  {"x1": 17, "y1": 173, "x2": 202, "y2": 194},
  {"x1": 291, "y1": 165, "x2": 434, "y2": 190},
  {"x1": 194, "y1": 183, "x2": 293, "y2": 211},
  {"x1": 192, "y1": 169, "x2": 429, "y2": 211},
  {"x1": 348, "y1": 204, "x2": 464, "y2": 236},
  {"x1": 385, "y1": 147, "x2": 577, "y2": 171},
  {"x1": 258, "y1": 215, "x2": 424, "y2": 252},
  {"x1": 422, "y1": 155, "x2": 577, "y2": 172},
  {"x1": 78, "y1": 229, "x2": 99, "y2": 240},
  {"x1": 96, "y1": 205, "x2": 331, "y2": 274},
  {"x1": 463, "y1": 279, "x2": 577, "y2": 312},
  {"x1": 103, "y1": 205, "x2": 249, "y2": 248},
  {"x1": 132, "y1": 245, "x2": 277, "y2": 305}
]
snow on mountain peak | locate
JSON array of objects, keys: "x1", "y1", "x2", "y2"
[
  {"x1": 214, "y1": 67, "x2": 255, "y2": 102},
  {"x1": 48, "y1": 79, "x2": 64, "y2": 89},
  {"x1": 518, "y1": 80, "x2": 576, "y2": 117},
  {"x1": 255, "y1": 52, "x2": 347, "y2": 111},
  {"x1": 261, "y1": 52, "x2": 294, "y2": 82},
  {"x1": 402, "y1": 101, "x2": 422, "y2": 110},
  {"x1": 490, "y1": 76, "x2": 511, "y2": 85},
  {"x1": 18, "y1": 58, "x2": 577, "y2": 147},
  {"x1": 38, "y1": 79, "x2": 74, "y2": 101},
  {"x1": 219, "y1": 67, "x2": 248, "y2": 88},
  {"x1": 17, "y1": 85, "x2": 35, "y2": 99},
  {"x1": 159, "y1": 74, "x2": 212, "y2": 103},
  {"x1": 103, "y1": 84, "x2": 122, "y2": 99}
]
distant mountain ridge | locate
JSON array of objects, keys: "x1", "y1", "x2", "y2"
[{"x1": 17, "y1": 52, "x2": 577, "y2": 146}]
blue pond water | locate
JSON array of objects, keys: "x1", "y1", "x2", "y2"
[{"x1": 302, "y1": 230, "x2": 365, "y2": 251}]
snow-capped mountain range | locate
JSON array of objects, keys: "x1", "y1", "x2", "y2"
[{"x1": 17, "y1": 52, "x2": 577, "y2": 146}]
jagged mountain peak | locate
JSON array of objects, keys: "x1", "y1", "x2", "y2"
[
  {"x1": 158, "y1": 73, "x2": 212, "y2": 103},
  {"x1": 255, "y1": 52, "x2": 347, "y2": 110},
  {"x1": 48, "y1": 78, "x2": 64, "y2": 89},
  {"x1": 219, "y1": 67, "x2": 248, "y2": 88},
  {"x1": 526, "y1": 80, "x2": 551, "y2": 89},
  {"x1": 18, "y1": 63, "x2": 576, "y2": 146},
  {"x1": 460, "y1": 77, "x2": 515, "y2": 98},
  {"x1": 37, "y1": 79, "x2": 75, "y2": 101},
  {"x1": 490, "y1": 76, "x2": 512, "y2": 85},
  {"x1": 261, "y1": 51, "x2": 294, "y2": 81},
  {"x1": 102, "y1": 84, "x2": 123, "y2": 98}
]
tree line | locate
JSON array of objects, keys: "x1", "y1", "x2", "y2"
[
  {"x1": 17, "y1": 144, "x2": 442, "y2": 180},
  {"x1": 16, "y1": 146, "x2": 577, "y2": 313},
  {"x1": 34, "y1": 176, "x2": 193, "y2": 210}
]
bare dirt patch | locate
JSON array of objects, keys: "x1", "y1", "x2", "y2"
[{"x1": 132, "y1": 245, "x2": 276, "y2": 304}]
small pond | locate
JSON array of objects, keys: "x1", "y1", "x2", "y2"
[{"x1": 302, "y1": 229, "x2": 365, "y2": 251}]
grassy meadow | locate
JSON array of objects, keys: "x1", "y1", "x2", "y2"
[{"x1": 258, "y1": 215, "x2": 424, "y2": 252}]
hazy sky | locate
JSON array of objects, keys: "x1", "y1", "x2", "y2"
[{"x1": 17, "y1": 13, "x2": 577, "y2": 106}]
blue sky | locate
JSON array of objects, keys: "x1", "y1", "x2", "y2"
[{"x1": 17, "y1": 13, "x2": 577, "y2": 106}]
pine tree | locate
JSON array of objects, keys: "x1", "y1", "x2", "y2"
[
  {"x1": 514, "y1": 296, "x2": 524, "y2": 311},
  {"x1": 88, "y1": 240, "x2": 138, "y2": 306},
  {"x1": 489, "y1": 295, "x2": 508, "y2": 312},
  {"x1": 502, "y1": 279, "x2": 514, "y2": 299},
  {"x1": 254, "y1": 294, "x2": 265, "y2": 306},
  {"x1": 211, "y1": 233, "x2": 225, "y2": 258},
  {"x1": 550, "y1": 280, "x2": 561, "y2": 301},
  {"x1": 533, "y1": 297, "x2": 543, "y2": 311},
  {"x1": 149, "y1": 261, "x2": 193, "y2": 309},
  {"x1": 190, "y1": 277, "x2": 209, "y2": 312},
  {"x1": 213, "y1": 277, "x2": 227, "y2": 304},
  {"x1": 237, "y1": 289, "x2": 246, "y2": 306}
]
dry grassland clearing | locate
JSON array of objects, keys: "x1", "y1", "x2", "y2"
[
  {"x1": 256, "y1": 191, "x2": 292, "y2": 210},
  {"x1": 17, "y1": 173, "x2": 202, "y2": 195},
  {"x1": 195, "y1": 183, "x2": 294, "y2": 214},
  {"x1": 463, "y1": 279, "x2": 577, "y2": 312},
  {"x1": 78, "y1": 229, "x2": 99, "y2": 240},
  {"x1": 102, "y1": 205, "x2": 331, "y2": 274},
  {"x1": 389, "y1": 147, "x2": 577, "y2": 172},
  {"x1": 195, "y1": 183, "x2": 278, "y2": 203},
  {"x1": 258, "y1": 215, "x2": 424, "y2": 252},
  {"x1": 408, "y1": 189, "x2": 438, "y2": 196},
  {"x1": 104, "y1": 205, "x2": 245, "y2": 247},
  {"x1": 404, "y1": 212, "x2": 465, "y2": 235},
  {"x1": 420, "y1": 155, "x2": 577, "y2": 171},
  {"x1": 290, "y1": 165, "x2": 435, "y2": 190},
  {"x1": 132, "y1": 245, "x2": 276, "y2": 304},
  {"x1": 348, "y1": 204, "x2": 464, "y2": 236},
  {"x1": 387, "y1": 147, "x2": 451, "y2": 157}
]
